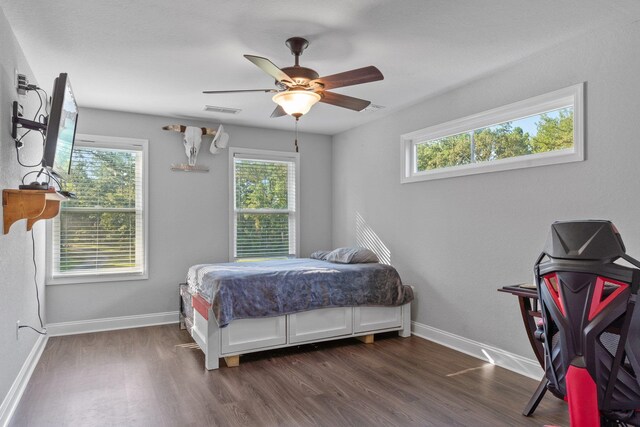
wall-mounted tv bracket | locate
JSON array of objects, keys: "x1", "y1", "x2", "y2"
[
  {"x1": 12, "y1": 73, "x2": 45, "y2": 146},
  {"x1": 11, "y1": 100, "x2": 48, "y2": 147},
  {"x1": 11, "y1": 101, "x2": 51, "y2": 190}
]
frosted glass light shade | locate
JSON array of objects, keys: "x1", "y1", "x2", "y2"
[{"x1": 272, "y1": 90, "x2": 321, "y2": 117}]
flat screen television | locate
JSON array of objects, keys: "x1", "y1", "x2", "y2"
[{"x1": 42, "y1": 73, "x2": 78, "y2": 179}]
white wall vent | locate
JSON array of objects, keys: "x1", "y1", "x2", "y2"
[{"x1": 203, "y1": 105, "x2": 241, "y2": 114}]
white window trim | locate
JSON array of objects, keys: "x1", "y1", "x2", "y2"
[
  {"x1": 46, "y1": 134, "x2": 149, "y2": 285},
  {"x1": 228, "y1": 147, "x2": 300, "y2": 262},
  {"x1": 400, "y1": 83, "x2": 584, "y2": 183}
]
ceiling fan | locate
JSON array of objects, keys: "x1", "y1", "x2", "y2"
[{"x1": 203, "y1": 37, "x2": 384, "y2": 119}]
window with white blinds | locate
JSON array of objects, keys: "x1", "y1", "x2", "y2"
[
  {"x1": 48, "y1": 135, "x2": 148, "y2": 284},
  {"x1": 230, "y1": 148, "x2": 299, "y2": 260}
]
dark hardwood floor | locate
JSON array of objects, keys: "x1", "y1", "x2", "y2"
[{"x1": 10, "y1": 325, "x2": 568, "y2": 426}]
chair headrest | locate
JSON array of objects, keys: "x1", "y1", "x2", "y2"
[{"x1": 544, "y1": 220, "x2": 626, "y2": 261}]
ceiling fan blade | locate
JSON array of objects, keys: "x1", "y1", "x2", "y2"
[
  {"x1": 314, "y1": 66, "x2": 383, "y2": 90},
  {"x1": 320, "y1": 91, "x2": 371, "y2": 111},
  {"x1": 244, "y1": 55, "x2": 293, "y2": 85},
  {"x1": 270, "y1": 105, "x2": 287, "y2": 118},
  {"x1": 202, "y1": 89, "x2": 277, "y2": 94}
]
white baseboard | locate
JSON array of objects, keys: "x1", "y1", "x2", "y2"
[
  {"x1": 46, "y1": 311, "x2": 180, "y2": 337},
  {"x1": 0, "y1": 334, "x2": 48, "y2": 427},
  {"x1": 411, "y1": 321, "x2": 544, "y2": 380}
]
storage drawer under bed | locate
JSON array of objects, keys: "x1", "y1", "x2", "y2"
[
  {"x1": 288, "y1": 307, "x2": 353, "y2": 344},
  {"x1": 220, "y1": 316, "x2": 287, "y2": 355},
  {"x1": 353, "y1": 306, "x2": 403, "y2": 333}
]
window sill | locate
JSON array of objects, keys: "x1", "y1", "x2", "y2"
[
  {"x1": 401, "y1": 148, "x2": 583, "y2": 183},
  {"x1": 46, "y1": 272, "x2": 148, "y2": 285}
]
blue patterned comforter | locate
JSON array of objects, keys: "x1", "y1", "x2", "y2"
[{"x1": 187, "y1": 258, "x2": 413, "y2": 327}]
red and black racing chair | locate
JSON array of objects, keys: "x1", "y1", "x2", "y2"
[{"x1": 535, "y1": 220, "x2": 640, "y2": 426}]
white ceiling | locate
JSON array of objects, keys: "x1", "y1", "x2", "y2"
[{"x1": 2, "y1": 0, "x2": 640, "y2": 135}]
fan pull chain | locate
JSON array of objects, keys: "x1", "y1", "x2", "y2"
[{"x1": 294, "y1": 118, "x2": 299, "y2": 153}]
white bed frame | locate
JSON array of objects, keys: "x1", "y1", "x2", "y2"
[{"x1": 186, "y1": 302, "x2": 412, "y2": 370}]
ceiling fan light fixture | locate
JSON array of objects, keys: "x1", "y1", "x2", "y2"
[{"x1": 272, "y1": 90, "x2": 321, "y2": 118}]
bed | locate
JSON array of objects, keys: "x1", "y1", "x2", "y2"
[{"x1": 179, "y1": 254, "x2": 414, "y2": 370}]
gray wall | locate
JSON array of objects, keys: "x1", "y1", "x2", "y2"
[
  {"x1": 0, "y1": 7, "x2": 47, "y2": 405},
  {"x1": 46, "y1": 108, "x2": 332, "y2": 323},
  {"x1": 332, "y1": 20, "x2": 640, "y2": 358}
]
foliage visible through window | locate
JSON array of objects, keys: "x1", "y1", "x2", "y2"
[
  {"x1": 416, "y1": 108, "x2": 574, "y2": 171},
  {"x1": 51, "y1": 144, "x2": 145, "y2": 278},
  {"x1": 233, "y1": 154, "x2": 296, "y2": 260},
  {"x1": 401, "y1": 84, "x2": 583, "y2": 182}
]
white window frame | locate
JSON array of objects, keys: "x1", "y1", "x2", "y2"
[
  {"x1": 229, "y1": 147, "x2": 300, "y2": 262},
  {"x1": 400, "y1": 83, "x2": 584, "y2": 183},
  {"x1": 46, "y1": 134, "x2": 149, "y2": 285}
]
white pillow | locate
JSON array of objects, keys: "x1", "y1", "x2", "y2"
[
  {"x1": 325, "y1": 247, "x2": 379, "y2": 264},
  {"x1": 310, "y1": 250, "x2": 331, "y2": 260}
]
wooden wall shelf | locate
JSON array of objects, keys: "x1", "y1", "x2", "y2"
[{"x1": 2, "y1": 189, "x2": 67, "y2": 234}]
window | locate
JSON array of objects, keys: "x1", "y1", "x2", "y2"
[
  {"x1": 47, "y1": 134, "x2": 148, "y2": 284},
  {"x1": 401, "y1": 83, "x2": 584, "y2": 182},
  {"x1": 230, "y1": 148, "x2": 299, "y2": 261}
]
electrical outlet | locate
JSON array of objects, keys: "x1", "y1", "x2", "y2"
[
  {"x1": 16, "y1": 72, "x2": 28, "y2": 96},
  {"x1": 16, "y1": 320, "x2": 20, "y2": 340}
]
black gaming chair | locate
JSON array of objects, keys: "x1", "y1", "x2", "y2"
[{"x1": 535, "y1": 220, "x2": 640, "y2": 426}]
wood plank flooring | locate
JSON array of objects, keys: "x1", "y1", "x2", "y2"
[{"x1": 10, "y1": 325, "x2": 568, "y2": 426}]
